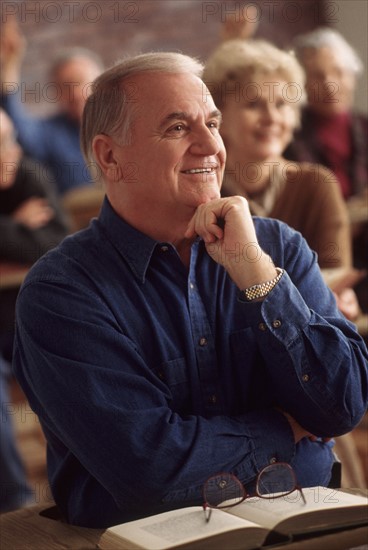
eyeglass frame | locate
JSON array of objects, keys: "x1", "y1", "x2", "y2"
[{"x1": 202, "y1": 461, "x2": 306, "y2": 522}]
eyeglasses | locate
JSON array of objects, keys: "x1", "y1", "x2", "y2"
[{"x1": 203, "y1": 462, "x2": 306, "y2": 522}]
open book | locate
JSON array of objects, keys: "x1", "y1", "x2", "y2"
[{"x1": 98, "y1": 487, "x2": 368, "y2": 550}]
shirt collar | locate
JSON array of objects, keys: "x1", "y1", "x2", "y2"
[{"x1": 98, "y1": 197, "x2": 159, "y2": 284}]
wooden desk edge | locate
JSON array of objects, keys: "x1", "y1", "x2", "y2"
[
  {"x1": 1, "y1": 497, "x2": 367, "y2": 550},
  {"x1": 0, "y1": 263, "x2": 30, "y2": 289}
]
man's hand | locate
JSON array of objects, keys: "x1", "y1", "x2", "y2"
[
  {"x1": 282, "y1": 411, "x2": 313, "y2": 443},
  {"x1": 334, "y1": 288, "x2": 361, "y2": 321},
  {"x1": 185, "y1": 196, "x2": 277, "y2": 291},
  {"x1": 221, "y1": 4, "x2": 259, "y2": 42},
  {"x1": 0, "y1": 15, "x2": 26, "y2": 85},
  {"x1": 282, "y1": 411, "x2": 332, "y2": 444},
  {"x1": 12, "y1": 197, "x2": 54, "y2": 229}
]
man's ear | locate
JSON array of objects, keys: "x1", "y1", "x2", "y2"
[{"x1": 92, "y1": 134, "x2": 122, "y2": 183}]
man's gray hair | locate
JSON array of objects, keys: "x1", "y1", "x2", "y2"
[
  {"x1": 81, "y1": 51, "x2": 204, "y2": 164},
  {"x1": 293, "y1": 27, "x2": 363, "y2": 76}
]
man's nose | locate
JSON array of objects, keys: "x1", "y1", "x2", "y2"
[{"x1": 189, "y1": 127, "x2": 221, "y2": 155}]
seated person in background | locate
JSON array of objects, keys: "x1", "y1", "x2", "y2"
[
  {"x1": 204, "y1": 39, "x2": 359, "y2": 320},
  {"x1": 288, "y1": 28, "x2": 368, "y2": 307},
  {"x1": 13, "y1": 52, "x2": 368, "y2": 528},
  {"x1": 1, "y1": 107, "x2": 69, "y2": 362},
  {"x1": 0, "y1": 16, "x2": 103, "y2": 195},
  {"x1": 285, "y1": 27, "x2": 367, "y2": 201},
  {"x1": 0, "y1": 108, "x2": 69, "y2": 513},
  {"x1": 0, "y1": 109, "x2": 70, "y2": 266}
]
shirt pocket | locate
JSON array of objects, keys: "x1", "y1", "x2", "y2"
[{"x1": 156, "y1": 357, "x2": 191, "y2": 413}]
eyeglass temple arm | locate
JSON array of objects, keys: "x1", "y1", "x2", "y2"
[
  {"x1": 298, "y1": 485, "x2": 307, "y2": 505},
  {"x1": 203, "y1": 503, "x2": 212, "y2": 523}
]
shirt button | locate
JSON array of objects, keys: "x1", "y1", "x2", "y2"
[
  {"x1": 208, "y1": 394, "x2": 217, "y2": 404},
  {"x1": 272, "y1": 319, "x2": 282, "y2": 329},
  {"x1": 270, "y1": 457, "x2": 277, "y2": 464},
  {"x1": 199, "y1": 337, "x2": 208, "y2": 347},
  {"x1": 189, "y1": 283, "x2": 194, "y2": 290},
  {"x1": 161, "y1": 245, "x2": 169, "y2": 252},
  {"x1": 302, "y1": 374, "x2": 310, "y2": 382},
  {"x1": 258, "y1": 322, "x2": 267, "y2": 331}
]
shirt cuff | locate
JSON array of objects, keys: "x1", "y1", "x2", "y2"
[
  {"x1": 237, "y1": 270, "x2": 311, "y2": 346},
  {"x1": 239, "y1": 409, "x2": 296, "y2": 478}
]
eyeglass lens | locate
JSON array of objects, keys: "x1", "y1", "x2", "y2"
[{"x1": 257, "y1": 463, "x2": 296, "y2": 497}]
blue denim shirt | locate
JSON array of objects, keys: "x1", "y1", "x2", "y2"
[{"x1": 13, "y1": 198, "x2": 368, "y2": 527}]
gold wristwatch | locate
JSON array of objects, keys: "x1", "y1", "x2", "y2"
[{"x1": 242, "y1": 268, "x2": 284, "y2": 302}]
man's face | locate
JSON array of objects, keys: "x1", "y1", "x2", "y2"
[
  {"x1": 301, "y1": 46, "x2": 356, "y2": 116},
  {"x1": 109, "y1": 72, "x2": 226, "y2": 217},
  {"x1": 55, "y1": 56, "x2": 101, "y2": 122}
]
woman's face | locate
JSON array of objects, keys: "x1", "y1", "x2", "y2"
[{"x1": 220, "y1": 75, "x2": 298, "y2": 163}]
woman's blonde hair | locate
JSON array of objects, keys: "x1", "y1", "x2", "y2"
[{"x1": 203, "y1": 39, "x2": 306, "y2": 120}]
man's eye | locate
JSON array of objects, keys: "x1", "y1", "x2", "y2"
[
  {"x1": 165, "y1": 124, "x2": 187, "y2": 136},
  {"x1": 171, "y1": 124, "x2": 186, "y2": 132}
]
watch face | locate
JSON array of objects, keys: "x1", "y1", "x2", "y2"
[{"x1": 244, "y1": 269, "x2": 283, "y2": 301}]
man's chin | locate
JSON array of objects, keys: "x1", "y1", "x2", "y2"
[{"x1": 197, "y1": 185, "x2": 221, "y2": 202}]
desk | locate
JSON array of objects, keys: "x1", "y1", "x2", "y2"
[
  {"x1": 1, "y1": 501, "x2": 367, "y2": 550},
  {"x1": 62, "y1": 185, "x2": 105, "y2": 231},
  {"x1": 0, "y1": 504, "x2": 103, "y2": 549},
  {"x1": 0, "y1": 262, "x2": 30, "y2": 290}
]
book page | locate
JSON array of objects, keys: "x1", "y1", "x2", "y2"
[
  {"x1": 228, "y1": 487, "x2": 368, "y2": 534},
  {"x1": 104, "y1": 506, "x2": 263, "y2": 550}
]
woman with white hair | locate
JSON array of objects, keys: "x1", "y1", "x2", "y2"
[{"x1": 286, "y1": 27, "x2": 367, "y2": 201}]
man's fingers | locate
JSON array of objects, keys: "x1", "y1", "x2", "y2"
[{"x1": 185, "y1": 204, "x2": 224, "y2": 243}]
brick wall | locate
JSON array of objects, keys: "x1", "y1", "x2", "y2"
[{"x1": 2, "y1": 0, "x2": 328, "y2": 114}]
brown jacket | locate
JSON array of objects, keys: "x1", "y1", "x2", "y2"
[{"x1": 222, "y1": 162, "x2": 352, "y2": 269}]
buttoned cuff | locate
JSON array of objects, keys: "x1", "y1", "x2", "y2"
[
  {"x1": 237, "y1": 409, "x2": 296, "y2": 482},
  {"x1": 237, "y1": 271, "x2": 311, "y2": 347}
]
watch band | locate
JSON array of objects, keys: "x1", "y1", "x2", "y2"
[{"x1": 242, "y1": 268, "x2": 284, "y2": 302}]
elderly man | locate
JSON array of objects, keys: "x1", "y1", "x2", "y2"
[
  {"x1": 13, "y1": 52, "x2": 368, "y2": 528},
  {"x1": 286, "y1": 27, "x2": 367, "y2": 200}
]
